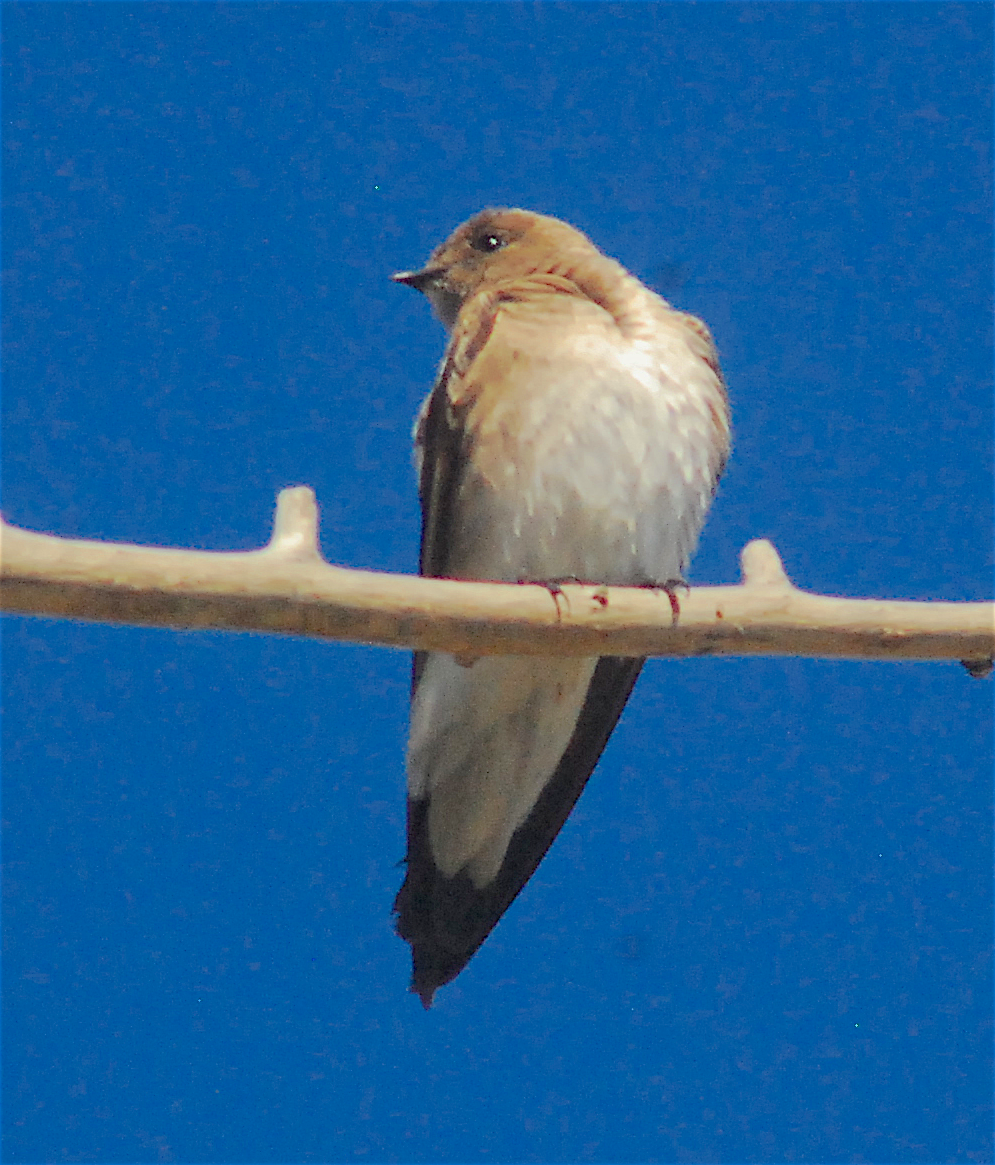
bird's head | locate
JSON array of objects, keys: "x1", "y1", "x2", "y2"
[{"x1": 392, "y1": 208, "x2": 597, "y2": 328}]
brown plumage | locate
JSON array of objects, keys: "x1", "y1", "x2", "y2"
[{"x1": 392, "y1": 209, "x2": 730, "y2": 1006}]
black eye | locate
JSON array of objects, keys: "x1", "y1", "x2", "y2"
[{"x1": 471, "y1": 231, "x2": 507, "y2": 253}]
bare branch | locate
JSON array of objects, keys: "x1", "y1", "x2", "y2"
[{"x1": 2, "y1": 487, "x2": 992, "y2": 670}]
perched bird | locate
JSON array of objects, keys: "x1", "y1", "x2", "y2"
[{"x1": 392, "y1": 208, "x2": 730, "y2": 1006}]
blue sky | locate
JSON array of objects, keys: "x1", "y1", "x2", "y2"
[{"x1": 3, "y1": 4, "x2": 992, "y2": 1162}]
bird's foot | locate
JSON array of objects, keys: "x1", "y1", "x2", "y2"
[
  {"x1": 520, "y1": 576, "x2": 584, "y2": 621},
  {"x1": 646, "y1": 577, "x2": 687, "y2": 626}
]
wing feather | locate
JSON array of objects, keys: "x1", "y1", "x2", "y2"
[
  {"x1": 397, "y1": 282, "x2": 653, "y2": 1005},
  {"x1": 396, "y1": 656, "x2": 644, "y2": 1006}
]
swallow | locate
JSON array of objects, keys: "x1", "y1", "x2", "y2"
[{"x1": 391, "y1": 208, "x2": 730, "y2": 1006}]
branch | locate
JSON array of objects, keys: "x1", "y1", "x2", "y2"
[{"x1": 1, "y1": 487, "x2": 992, "y2": 671}]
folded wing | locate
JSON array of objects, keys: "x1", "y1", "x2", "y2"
[{"x1": 395, "y1": 282, "x2": 659, "y2": 1006}]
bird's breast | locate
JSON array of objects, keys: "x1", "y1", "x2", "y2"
[{"x1": 446, "y1": 320, "x2": 726, "y2": 586}]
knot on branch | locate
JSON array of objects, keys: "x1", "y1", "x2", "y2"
[
  {"x1": 264, "y1": 486, "x2": 324, "y2": 564},
  {"x1": 739, "y1": 539, "x2": 794, "y2": 590}
]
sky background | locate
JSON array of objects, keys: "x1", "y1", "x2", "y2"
[{"x1": 2, "y1": 3, "x2": 992, "y2": 1163}]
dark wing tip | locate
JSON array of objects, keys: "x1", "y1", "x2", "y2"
[
  {"x1": 410, "y1": 942, "x2": 462, "y2": 1001},
  {"x1": 413, "y1": 982, "x2": 436, "y2": 1010},
  {"x1": 395, "y1": 827, "x2": 482, "y2": 1004},
  {"x1": 395, "y1": 658, "x2": 647, "y2": 1004}
]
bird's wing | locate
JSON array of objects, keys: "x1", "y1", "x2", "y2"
[
  {"x1": 396, "y1": 655, "x2": 643, "y2": 1006},
  {"x1": 396, "y1": 282, "x2": 646, "y2": 1005},
  {"x1": 409, "y1": 340, "x2": 465, "y2": 692}
]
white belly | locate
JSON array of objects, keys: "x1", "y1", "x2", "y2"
[{"x1": 446, "y1": 331, "x2": 721, "y2": 587}]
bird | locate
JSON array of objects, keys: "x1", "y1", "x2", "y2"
[{"x1": 391, "y1": 208, "x2": 730, "y2": 1007}]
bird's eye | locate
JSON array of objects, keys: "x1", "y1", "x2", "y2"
[{"x1": 471, "y1": 231, "x2": 507, "y2": 253}]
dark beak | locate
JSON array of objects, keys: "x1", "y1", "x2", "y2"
[{"x1": 392, "y1": 267, "x2": 442, "y2": 292}]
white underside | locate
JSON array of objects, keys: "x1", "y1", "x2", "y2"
[
  {"x1": 408, "y1": 294, "x2": 725, "y2": 887},
  {"x1": 408, "y1": 653, "x2": 598, "y2": 884}
]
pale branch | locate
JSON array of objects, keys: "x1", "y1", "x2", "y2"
[{"x1": 1, "y1": 487, "x2": 992, "y2": 671}]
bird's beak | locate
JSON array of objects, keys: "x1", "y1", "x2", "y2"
[{"x1": 392, "y1": 266, "x2": 443, "y2": 292}]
